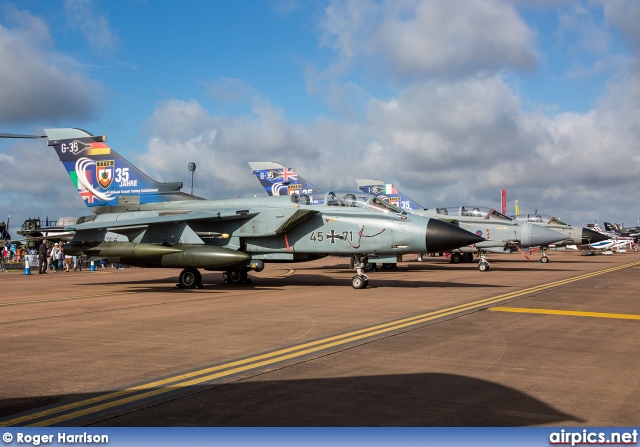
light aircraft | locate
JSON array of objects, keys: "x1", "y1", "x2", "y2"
[
  {"x1": 510, "y1": 214, "x2": 608, "y2": 248},
  {"x1": 1, "y1": 129, "x2": 483, "y2": 289},
  {"x1": 248, "y1": 163, "x2": 565, "y2": 271},
  {"x1": 584, "y1": 223, "x2": 636, "y2": 254}
]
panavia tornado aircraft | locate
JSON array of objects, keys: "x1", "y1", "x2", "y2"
[
  {"x1": 356, "y1": 180, "x2": 568, "y2": 269},
  {"x1": 1, "y1": 129, "x2": 483, "y2": 289},
  {"x1": 510, "y1": 214, "x2": 608, "y2": 248},
  {"x1": 248, "y1": 162, "x2": 566, "y2": 271}
]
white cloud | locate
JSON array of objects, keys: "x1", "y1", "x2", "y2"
[
  {"x1": 318, "y1": 0, "x2": 537, "y2": 81},
  {"x1": 0, "y1": 6, "x2": 102, "y2": 123},
  {"x1": 131, "y1": 65, "x2": 640, "y2": 227},
  {"x1": 204, "y1": 78, "x2": 255, "y2": 105},
  {"x1": 601, "y1": 0, "x2": 640, "y2": 55},
  {"x1": 64, "y1": 0, "x2": 120, "y2": 54}
]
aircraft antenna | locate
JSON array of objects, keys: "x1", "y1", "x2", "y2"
[{"x1": 188, "y1": 162, "x2": 196, "y2": 195}]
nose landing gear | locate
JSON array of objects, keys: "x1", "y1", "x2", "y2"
[{"x1": 351, "y1": 255, "x2": 370, "y2": 289}]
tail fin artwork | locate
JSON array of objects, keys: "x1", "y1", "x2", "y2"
[
  {"x1": 248, "y1": 161, "x2": 324, "y2": 204},
  {"x1": 44, "y1": 128, "x2": 201, "y2": 210},
  {"x1": 603, "y1": 222, "x2": 621, "y2": 235},
  {"x1": 355, "y1": 179, "x2": 424, "y2": 212}
]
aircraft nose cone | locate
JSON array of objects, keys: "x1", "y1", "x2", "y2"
[
  {"x1": 582, "y1": 228, "x2": 608, "y2": 244},
  {"x1": 526, "y1": 224, "x2": 566, "y2": 246},
  {"x1": 426, "y1": 219, "x2": 484, "y2": 253}
]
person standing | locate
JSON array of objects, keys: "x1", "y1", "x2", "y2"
[
  {"x1": 38, "y1": 240, "x2": 48, "y2": 274},
  {"x1": 63, "y1": 244, "x2": 72, "y2": 272},
  {"x1": 56, "y1": 243, "x2": 64, "y2": 271}
]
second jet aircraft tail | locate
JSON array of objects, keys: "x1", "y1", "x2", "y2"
[{"x1": 249, "y1": 161, "x2": 324, "y2": 204}]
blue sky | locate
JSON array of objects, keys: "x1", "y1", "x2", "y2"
[{"x1": 2, "y1": 0, "x2": 640, "y2": 231}]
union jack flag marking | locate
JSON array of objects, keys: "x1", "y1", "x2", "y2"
[
  {"x1": 80, "y1": 190, "x2": 95, "y2": 204},
  {"x1": 281, "y1": 168, "x2": 298, "y2": 182}
]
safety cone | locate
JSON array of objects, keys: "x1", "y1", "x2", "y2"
[
  {"x1": 24, "y1": 257, "x2": 31, "y2": 275},
  {"x1": 90, "y1": 261, "x2": 96, "y2": 271}
]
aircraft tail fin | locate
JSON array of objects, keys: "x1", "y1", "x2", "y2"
[
  {"x1": 355, "y1": 179, "x2": 424, "y2": 211},
  {"x1": 44, "y1": 128, "x2": 202, "y2": 210},
  {"x1": 603, "y1": 222, "x2": 621, "y2": 235},
  {"x1": 248, "y1": 161, "x2": 324, "y2": 204}
]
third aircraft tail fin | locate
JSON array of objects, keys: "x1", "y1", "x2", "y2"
[{"x1": 355, "y1": 179, "x2": 424, "y2": 212}]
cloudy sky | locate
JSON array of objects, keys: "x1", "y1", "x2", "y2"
[{"x1": 1, "y1": 0, "x2": 640, "y2": 233}]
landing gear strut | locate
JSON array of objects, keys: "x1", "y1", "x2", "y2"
[
  {"x1": 477, "y1": 250, "x2": 490, "y2": 272},
  {"x1": 351, "y1": 255, "x2": 370, "y2": 289},
  {"x1": 539, "y1": 247, "x2": 551, "y2": 263},
  {"x1": 223, "y1": 270, "x2": 252, "y2": 284},
  {"x1": 177, "y1": 268, "x2": 203, "y2": 289}
]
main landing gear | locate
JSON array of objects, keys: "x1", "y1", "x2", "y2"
[
  {"x1": 223, "y1": 270, "x2": 252, "y2": 284},
  {"x1": 351, "y1": 255, "x2": 370, "y2": 289},
  {"x1": 176, "y1": 268, "x2": 204, "y2": 289},
  {"x1": 450, "y1": 253, "x2": 474, "y2": 264}
]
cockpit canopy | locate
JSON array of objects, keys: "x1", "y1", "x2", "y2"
[
  {"x1": 511, "y1": 214, "x2": 569, "y2": 226},
  {"x1": 314, "y1": 191, "x2": 405, "y2": 214},
  {"x1": 432, "y1": 206, "x2": 512, "y2": 221}
]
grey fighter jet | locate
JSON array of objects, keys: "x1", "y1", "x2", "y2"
[
  {"x1": 511, "y1": 214, "x2": 608, "y2": 248},
  {"x1": 248, "y1": 162, "x2": 565, "y2": 271},
  {"x1": 2, "y1": 129, "x2": 483, "y2": 289},
  {"x1": 356, "y1": 180, "x2": 567, "y2": 270}
]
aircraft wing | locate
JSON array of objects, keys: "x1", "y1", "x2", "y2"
[
  {"x1": 64, "y1": 210, "x2": 259, "y2": 232},
  {"x1": 274, "y1": 209, "x2": 318, "y2": 234}
]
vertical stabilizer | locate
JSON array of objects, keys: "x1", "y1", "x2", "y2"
[
  {"x1": 355, "y1": 179, "x2": 424, "y2": 211},
  {"x1": 45, "y1": 128, "x2": 201, "y2": 210},
  {"x1": 249, "y1": 161, "x2": 324, "y2": 204}
]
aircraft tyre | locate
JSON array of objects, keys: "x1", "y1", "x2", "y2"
[
  {"x1": 179, "y1": 268, "x2": 202, "y2": 289},
  {"x1": 478, "y1": 262, "x2": 490, "y2": 272},
  {"x1": 450, "y1": 253, "x2": 462, "y2": 264},
  {"x1": 462, "y1": 253, "x2": 474, "y2": 262},
  {"x1": 540, "y1": 256, "x2": 550, "y2": 263},
  {"x1": 364, "y1": 262, "x2": 377, "y2": 272},
  {"x1": 352, "y1": 275, "x2": 367, "y2": 289},
  {"x1": 224, "y1": 270, "x2": 248, "y2": 284}
]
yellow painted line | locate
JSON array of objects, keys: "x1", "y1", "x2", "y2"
[
  {"x1": 490, "y1": 307, "x2": 640, "y2": 321},
  {"x1": 260, "y1": 268, "x2": 295, "y2": 279},
  {"x1": 3, "y1": 259, "x2": 639, "y2": 427},
  {"x1": 0, "y1": 291, "x2": 136, "y2": 307}
]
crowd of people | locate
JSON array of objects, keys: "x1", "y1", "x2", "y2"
[{"x1": 37, "y1": 240, "x2": 84, "y2": 274}]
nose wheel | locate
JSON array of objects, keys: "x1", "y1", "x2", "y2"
[
  {"x1": 352, "y1": 274, "x2": 369, "y2": 289},
  {"x1": 477, "y1": 250, "x2": 490, "y2": 272},
  {"x1": 177, "y1": 268, "x2": 203, "y2": 289},
  {"x1": 351, "y1": 255, "x2": 371, "y2": 289},
  {"x1": 539, "y1": 247, "x2": 551, "y2": 263}
]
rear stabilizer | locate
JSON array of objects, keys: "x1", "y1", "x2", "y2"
[
  {"x1": 45, "y1": 128, "x2": 202, "y2": 210},
  {"x1": 249, "y1": 161, "x2": 323, "y2": 204},
  {"x1": 355, "y1": 179, "x2": 424, "y2": 212}
]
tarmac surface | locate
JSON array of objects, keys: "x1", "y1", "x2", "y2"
[{"x1": 1, "y1": 250, "x2": 639, "y2": 427}]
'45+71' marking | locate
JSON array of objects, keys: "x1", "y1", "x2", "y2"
[{"x1": 309, "y1": 230, "x2": 353, "y2": 243}]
